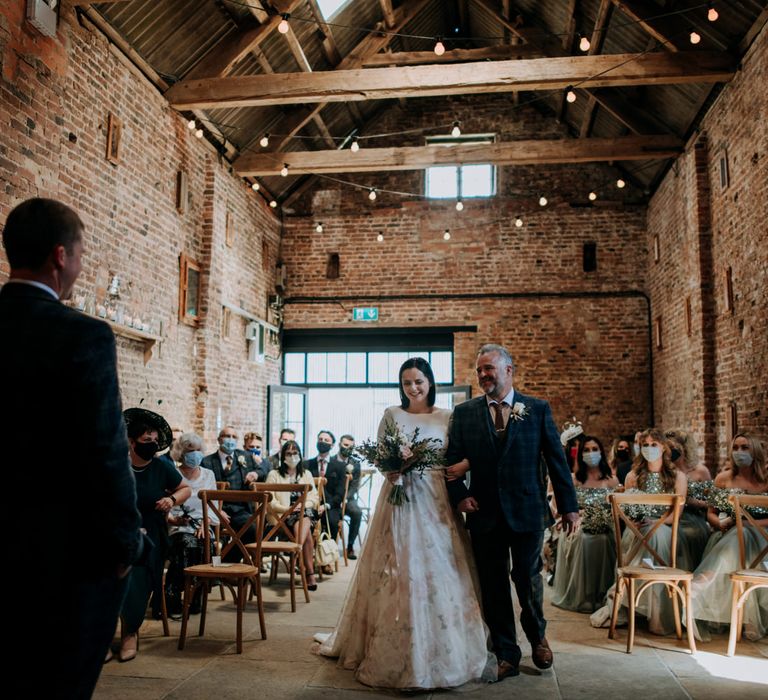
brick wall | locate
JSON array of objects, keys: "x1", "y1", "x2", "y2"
[
  {"x1": 0, "y1": 2, "x2": 281, "y2": 445},
  {"x1": 647, "y1": 24, "x2": 768, "y2": 469}
]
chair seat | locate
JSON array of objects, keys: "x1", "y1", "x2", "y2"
[
  {"x1": 260, "y1": 540, "x2": 302, "y2": 553},
  {"x1": 619, "y1": 565, "x2": 693, "y2": 580},
  {"x1": 730, "y1": 568, "x2": 768, "y2": 581},
  {"x1": 184, "y1": 563, "x2": 256, "y2": 578}
]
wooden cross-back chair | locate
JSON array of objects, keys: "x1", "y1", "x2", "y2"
[
  {"x1": 727, "y1": 494, "x2": 768, "y2": 656},
  {"x1": 177, "y1": 490, "x2": 269, "y2": 654},
  {"x1": 252, "y1": 483, "x2": 311, "y2": 611},
  {"x1": 608, "y1": 493, "x2": 696, "y2": 654},
  {"x1": 336, "y1": 473, "x2": 353, "y2": 567},
  {"x1": 313, "y1": 476, "x2": 331, "y2": 580}
]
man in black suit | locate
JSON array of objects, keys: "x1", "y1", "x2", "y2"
[
  {"x1": 201, "y1": 425, "x2": 268, "y2": 560},
  {"x1": 268, "y1": 427, "x2": 295, "y2": 470},
  {"x1": 446, "y1": 344, "x2": 579, "y2": 681},
  {"x1": 305, "y1": 429, "x2": 347, "y2": 572},
  {"x1": 337, "y1": 434, "x2": 362, "y2": 559},
  {"x1": 0, "y1": 198, "x2": 143, "y2": 698}
]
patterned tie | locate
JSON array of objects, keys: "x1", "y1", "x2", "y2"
[
  {"x1": 225, "y1": 455, "x2": 233, "y2": 472},
  {"x1": 319, "y1": 458, "x2": 326, "y2": 477},
  {"x1": 492, "y1": 402, "x2": 507, "y2": 432}
]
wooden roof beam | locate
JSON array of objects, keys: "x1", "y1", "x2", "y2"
[
  {"x1": 580, "y1": 0, "x2": 615, "y2": 137},
  {"x1": 361, "y1": 44, "x2": 542, "y2": 66},
  {"x1": 166, "y1": 52, "x2": 736, "y2": 110},
  {"x1": 235, "y1": 135, "x2": 683, "y2": 176},
  {"x1": 610, "y1": 0, "x2": 687, "y2": 52}
]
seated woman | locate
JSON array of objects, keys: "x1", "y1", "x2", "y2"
[
  {"x1": 552, "y1": 436, "x2": 618, "y2": 613},
  {"x1": 265, "y1": 440, "x2": 321, "y2": 591},
  {"x1": 164, "y1": 432, "x2": 219, "y2": 617},
  {"x1": 692, "y1": 433, "x2": 768, "y2": 641},
  {"x1": 590, "y1": 428, "x2": 688, "y2": 635},
  {"x1": 609, "y1": 436, "x2": 634, "y2": 485},
  {"x1": 665, "y1": 430, "x2": 712, "y2": 570}
]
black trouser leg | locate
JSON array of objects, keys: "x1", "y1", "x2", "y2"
[
  {"x1": 509, "y1": 529, "x2": 547, "y2": 644},
  {"x1": 345, "y1": 499, "x2": 363, "y2": 547}
]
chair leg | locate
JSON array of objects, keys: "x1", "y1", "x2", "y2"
[
  {"x1": 160, "y1": 567, "x2": 170, "y2": 637},
  {"x1": 727, "y1": 580, "x2": 741, "y2": 656},
  {"x1": 254, "y1": 573, "x2": 267, "y2": 640},
  {"x1": 178, "y1": 576, "x2": 194, "y2": 650},
  {"x1": 236, "y1": 580, "x2": 245, "y2": 654},
  {"x1": 683, "y1": 580, "x2": 696, "y2": 655},
  {"x1": 736, "y1": 587, "x2": 746, "y2": 642},
  {"x1": 198, "y1": 581, "x2": 209, "y2": 636},
  {"x1": 609, "y1": 577, "x2": 623, "y2": 641},
  {"x1": 298, "y1": 549, "x2": 310, "y2": 603},
  {"x1": 671, "y1": 583, "x2": 683, "y2": 640},
  {"x1": 269, "y1": 555, "x2": 278, "y2": 583},
  {"x1": 338, "y1": 521, "x2": 348, "y2": 567},
  {"x1": 289, "y1": 552, "x2": 297, "y2": 612},
  {"x1": 627, "y1": 578, "x2": 636, "y2": 654}
]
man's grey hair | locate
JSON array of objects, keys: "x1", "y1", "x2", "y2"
[
  {"x1": 478, "y1": 344, "x2": 515, "y2": 370},
  {"x1": 178, "y1": 432, "x2": 203, "y2": 452}
]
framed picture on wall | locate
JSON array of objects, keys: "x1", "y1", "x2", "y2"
[{"x1": 179, "y1": 253, "x2": 201, "y2": 326}]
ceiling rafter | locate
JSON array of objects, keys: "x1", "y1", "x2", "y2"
[
  {"x1": 361, "y1": 44, "x2": 542, "y2": 66},
  {"x1": 580, "y1": 0, "x2": 615, "y2": 138}
]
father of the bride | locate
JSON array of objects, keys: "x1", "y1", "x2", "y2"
[{"x1": 445, "y1": 343, "x2": 580, "y2": 681}]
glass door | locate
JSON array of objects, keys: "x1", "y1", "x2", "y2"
[
  {"x1": 436, "y1": 385, "x2": 472, "y2": 410},
  {"x1": 267, "y1": 385, "x2": 308, "y2": 453}
]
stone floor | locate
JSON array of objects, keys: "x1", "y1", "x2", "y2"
[{"x1": 96, "y1": 560, "x2": 767, "y2": 699}]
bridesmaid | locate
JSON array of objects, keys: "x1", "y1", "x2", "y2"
[{"x1": 552, "y1": 436, "x2": 618, "y2": 613}]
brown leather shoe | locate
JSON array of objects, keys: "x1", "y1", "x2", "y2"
[
  {"x1": 531, "y1": 637, "x2": 553, "y2": 669},
  {"x1": 496, "y1": 659, "x2": 520, "y2": 681}
]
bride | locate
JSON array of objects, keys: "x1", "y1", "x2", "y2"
[{"x1": 315, "y1": 357, "x2": 495, "y2": 689}]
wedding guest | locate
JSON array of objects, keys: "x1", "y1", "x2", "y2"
[
  {"x1": 159, "y1": 426, "x2": 184, "y2": 469},
  {"x1": 338, "y1": 434, "x2": 363, "y2": 559},
  {"x1": 609, "y1": 436, "x2": 634, "y2": 484},
  {"x1": 692, "y1": 433, "x2": 768, "y2": 641},
  {"x1": 265, "y1": 440, "x2": 321, "y2": 590},
  {"x1": 552, "y1": 436, "x2": 618, "y2": 612},
  {"x1": 590, "y1": 428, "x2": 687, "y2": 635},
  {"x1": 119, "y1": 408, "x2": 191, "y2": 661},
  {"x1": 165, "y1": 432, "x2": 219, "y2": 616},
  {"x1": 244, "y1": 431, "x2": 266, "y2": 469},
  {"x1": 269, "y1": 427, "x2": 296, "y2": 469}
]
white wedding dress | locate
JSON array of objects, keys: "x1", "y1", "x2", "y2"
[{"x1": 317, "y1": 406, "x2": 495, "y2": 689}]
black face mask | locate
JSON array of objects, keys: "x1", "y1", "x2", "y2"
[
  {"x1": 316, "y1": 442, "x2": 332, "y2": 455},
  {"x1": 134, "y1": 441, "x2": 159, "y2": 460},
  {"x1": 616, "y1": 449, "x2": 630, "y2": 461},
  {"x1": 670, "y1": 447, "x2": 682, "y2": 462},
  {"x1": 339, "y1": 446, "x2": 353, "y2": 458}
]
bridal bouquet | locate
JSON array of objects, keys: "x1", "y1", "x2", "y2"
[{"x1": 355, "y1": 423, "x2": 443, "y2": 506}]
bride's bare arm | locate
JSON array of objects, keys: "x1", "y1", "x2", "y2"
[{"x1": 445, "y1": 458, "x2": 470, "y2": 482}]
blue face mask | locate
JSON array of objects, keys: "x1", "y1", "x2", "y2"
[
  {"x1": 183, "y1": 450, "x2": 203, "y2": 468},
  {"x1": 220, "y1": 437, "x2": 237, "y2": 454},
  {"x1": 641, "y1": 445, "x2": 662, "y2": 463},
  {"x1": 248, "y1": 447, "x2": 261, "y2": 456},
  {"x1": 732, "y1": 451, "x2": 753, "y2": 468},
  {"x1": 583, "y1": 452, "x2": 602, "y2": 468}
]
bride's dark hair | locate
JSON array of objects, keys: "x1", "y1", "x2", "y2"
[{"x1": 398, "y1": 357, "x2": 436, "y2": 408}]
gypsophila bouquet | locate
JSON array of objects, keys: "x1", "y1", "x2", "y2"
[{"x1": 355, "y1": 423, "x2": 444, "y2": 506}]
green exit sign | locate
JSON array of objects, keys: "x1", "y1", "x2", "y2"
[{"x1": 353, "y1": 307, "x2": 379, "y2": 322}]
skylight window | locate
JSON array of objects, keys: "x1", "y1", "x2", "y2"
[{"x1": 317, "y1": 0, "x2": 350, "y2": 20}]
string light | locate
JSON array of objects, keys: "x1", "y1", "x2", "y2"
[
  {"x1": 194, "y1": 128, "x2": 204, "y2": 139},
  {"x1": 278, "y1": 14, "x2": 290, "y2": 34},
  {"x1": 315, "y1": 223, "x2": 323, "y2": 233},
  {"x1": 616, "y1": 178, "x2": 626, "y2": 189},
  {"x1": 376, "y1": 232, "x2": 384, "y2": 242},
  {"x1": 579, "y1": 35, "x2": 591, "y2": 52},
  {"x1": 280, "y1": 164, "x2": 289, "y2": 177},
  {"x1": 451, "y1": 121, "x2": 461, "y2": 138},
  {"x1": 187, "y1": 119, "x2": 196, "y2": 130},
  {"x1": 259, "y1": 133, "x2": 270, "y2": 148},
  {"x1": 588, "y1": 191, "x2": 597, "y2": 201},
  {"x1": 707, "y1": 5, "x2": 719, "y2": 22},
  {"x1": 515, "y1": 217, "x2": 523, "y2": 228},
  {"x1": 434, "y1": 38, "x2": 446, "y2": 56},
  {"x1": 269, "y1": 200, "x2": 278, "y2": 208},
  {"x1": 368, "y1": 188, "x2": 377, "y2": 201},
  {"x1": 539, "y1": 196, "x2": 548, "y2": 206},
  {"x1": 689, "y1": 30, "x2": 701, "y2": 44},
  {"x1": 350, "y1": 138, "x2": 360, "y2": 152},
  {"x1": 566, "y1": 87, "x2": 577, "y2": 103},
  {"x1": 251, "y1": 182, "x2": 260, "y2": 191},
  {"x1": 443, "y1": 229, "x2": 451, "y2": 241},
  {"x1": 455, "y1": 200, "x2": 464, "y2": 211}
]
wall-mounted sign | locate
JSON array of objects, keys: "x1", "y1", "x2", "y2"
[{"x1": 352, "y1": 307, "x2": 379, "y2": 322}]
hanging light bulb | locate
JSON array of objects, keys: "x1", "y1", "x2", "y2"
[
  {"x1": 187, "y1": 119, "x2": 196, "y2": 130},
  {"x1": 278, "y1": 14, "x2": 290, "y2": 34},
  {"x1": 376, "y1": 232, "x2": 384, "y2": 242},
  {"x1": 443, "y1": 229, "x2": 451, "y2": 241},
  {"x1": 315, "y1": 223, "x2": 323, "y2": 233},
  {"x1": 514, "y1": 217, "x2": 523, "y2": 228},
  {"x1": 579, "y1": 35, "x2": 591, "y2": 52},
  {"x1": 368, "y1": 188, "x2": 377, "y2": 201},
  {"x1": 455, "y1": 200, "x2": 464, "y2": 212},
  {"x1": 616, "y1": 178, "x2": 626, "y2": 189},
  {"x1": 350, "y1": 138, "x2": 360, "y2": 152},
  {"x1": 588, "y1": 191, "x2": 597, "y2": 201},
  {"x1": 269, "y1": 200, "x2": 278, "y2": 208},
  {"x1": 280, "y1": 164, "x2": 289, "y2": 177},
  {"x1": 539, "y1": 196, "x2": 548, "y2": 206},
  {"x1": 566, "y1": 87, "x2": 577, "y2": 103},
  {"x1": 451, "y1": 121, "x2": 461, "y2": 138},
  {"x1": 707, "y1": 5, "x2": 719, "y2": 22},
  {"x1": 434, "y1": 38, "x2": 446, "y2": 56},
  {"x1": 259, "y1": 133, "x2": 270, "y2": 148},
  {"x1": 195, "y1": 128, "x2": 204, "y2": 139},
  {"x1": 251, "y1": 182, "x2": 260, "y2": 191},
  {"x1": 689, "y1": 30, "x2": 701, "y2": 44}
]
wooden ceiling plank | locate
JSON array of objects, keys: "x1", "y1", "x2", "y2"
[
  {"x1": 361, "y1": 44, "x2": 542, "y2": 66},
  {"x1": 235, "y1": 134, "x2": 683, "y2": 175},
  {"x1": 378, "y1": 0, "x2": 397, "y2": 28},
  {"x1": 609, "y1": 0, "x2": 685, "y2": 52},
  {"x1": 166, "y1": 52, "x2": 736, "y2": 109}
]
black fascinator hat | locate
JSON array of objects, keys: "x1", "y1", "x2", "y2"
[{"x1": 123, "y1": 408, "x2": 173, "y2": 451}]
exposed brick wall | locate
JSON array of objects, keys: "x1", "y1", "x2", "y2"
[
  {"x1": 647, "y1": 24, "x2": 768, "y2": 469},
  {"x1": 0, "y1": 2, "x2": 281, "y2": 445}
]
